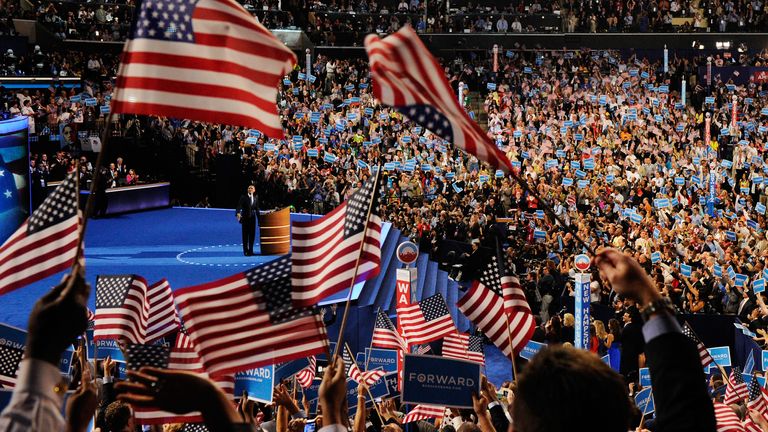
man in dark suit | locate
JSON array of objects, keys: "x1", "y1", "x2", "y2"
[
  {"x1": 236, "y1": 184, "x2": 259, "y2": 256},
  {"x1": 511, "y1": 249, "x2": 715, "y2": 432}
]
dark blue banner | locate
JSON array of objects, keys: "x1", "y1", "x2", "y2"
[
  {"x1": 402, "y1": 354, "x2": 481, "y2": 408},
  {"x1": 365, "y1": 348, "x2": 398, "y2": 372}
]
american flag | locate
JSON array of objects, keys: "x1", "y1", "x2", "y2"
[
  {"x1": 372, "y1": 310, "x2": 406, "y2": 350},
  {"x1": 112, "y1": 0, "x2": 295, "y2": 137},
  {"x1": 364, "y1": 26, "x2": 512, "y2": 172},
  {"x1": 713, "y1": 402, "x2": 745, "y2": 432},
  {"x1": 743, "y1": 417, "x2": 762, "y2": 432},
  {"x1": 175, "y1": 255, "x2": 329, "y2": 376},
  {"x1": 441, "y1": 333, "x2": 484, "y2": 364},
  {"x1": 0, "y1": 172, "x2": 80, "y2": 296},
  {"x1": 292, "y1": 169, "x2": 383, "y2": 307},
  {"x1": 746, "y1": 376, "x2": 768, "y2": 418},
  {"x1": 402, "y1": 405, "x2": 445, "y2": 424},
  {"x1": 296, "y1": 356, "x2": 316, "y2": 388},
  {"x1": 145, "y1": 279, "x2": 181, "y2": 343},
  {"x1": 478, "y1": 256, "x2": 530, "y2": 316},
  {"x1": 682, "y1": 322, "x2": 715, "y2": 368},
  {"x1": 343, "y1": 345, "x2": 385, "y2": 385},
  {"x1": 397, "y1": 293, "x2": 457, "y2": 346},
  {"x1": 183, "y1": 425, "x2": 211, "y2": 432},
  {"x1": 414, "y1": 344, "x2": 432, "y2": 355},
  {"x1": 724, "y1": 367, "x2": 748, "y2": 405},
  {"x1": 93, "y1": 275, "x2": 150, "y2": 344},
  {"x1": 457, "y1": 258, "x2": 535, "y2": 357},
  {"x1": 0, "y1": 340, "x2": 23, "y2": 389},
  {"x1": 125, "y1": 343, "x2": 171, "y2": 373},
  {"x1": 133, "y1": 331, "x2": 234, "y2": 424}
]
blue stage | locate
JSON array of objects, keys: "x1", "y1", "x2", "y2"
[{"x1": 0, "y1": 207, "x2": 514, "y2": 384}]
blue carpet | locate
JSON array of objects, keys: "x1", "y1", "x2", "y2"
[
  {"x1": 0, "y1": 206, "x2": 514, "y2": 385},
  {"x1": 0, "y1": 207, "x2": 280, "y2": 329}
]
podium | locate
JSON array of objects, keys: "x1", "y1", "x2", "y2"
[{"x1": 259, "y1": 207, "x2": 291, "y2": 255}]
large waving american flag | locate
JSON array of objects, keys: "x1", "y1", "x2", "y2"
[
  {"x1": 145, "y1": 279, "x2": 181, "y2": 343},
  {"x1": 112, "y1": 0, "x2": 295, "y2": 137},
  {"x1": 0, "y1": 172, "x2": 80, "y2": 296},
  {"x1": 397, "y1": 293, "x2": 456, "y2": 346},
  {"x1": 365, "y1": 26, "x2": 512, "y2": 172},
  {"x1": 292, "y1": 169, "x2": 382, "y2": 307},
  {"x1": 458, "y1": 256, "x2": 534, "y2": 357},
  {"x1": 175, "y1": 255, "x2": 329, "y2": 376},
  {"x1": 93, "y1": 275, "x2": 150, "y2": 344}
]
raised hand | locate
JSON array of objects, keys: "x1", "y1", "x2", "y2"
[{"x1": 26, "y1": 269, "x2": 90, "y2": 365}]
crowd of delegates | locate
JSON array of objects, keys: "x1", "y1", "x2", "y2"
[
  {"x1": 0, "y1": 249, "x2": 723, "y2": 432},
  {"x1": 144, "y1": 46, "x2": 768, "y2": 380},
  {"x1": 10, "y1": 0, "x2": 768, "y2": 44}
]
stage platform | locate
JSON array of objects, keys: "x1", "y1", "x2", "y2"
[{"x1": 0, "y1": 206, "x2": 513, "y2": 384}]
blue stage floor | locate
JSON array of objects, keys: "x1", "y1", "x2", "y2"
[
  {"x1": 0, "y1": 207, "x2": 282, "y2": 329},
  {"x1": 0, "y1": 206, "x2": 514, "y2": 386}
]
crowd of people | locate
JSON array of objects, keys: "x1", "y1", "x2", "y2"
[
  {"x1": 4, "y1": 0, "x2": 766, "y2": 45},
  {"x1": 2, "y1": 1, "x2": 768, "y2": 426},
  {"x1": 0, "y1": 249, "x2": 726, "y2": 432},
  {"x1": 138, "y1": 45, "x2": 768, "y2": 383}
]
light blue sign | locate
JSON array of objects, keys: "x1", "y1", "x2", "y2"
[
  {"x1": 707, "y1": 346, "x2": 732, "y2": 368},
  {"x1": 651, "y1": 251, "x2": 661, "y2": 264},
  {"x1": 755, "y1": 278, "x2": 766, "y2": 294},
  {"x1": 520, "y1": 340, "x2": 547, "y2": 361},
  {"x1": 234, "y1": 366, "x2": 274, "y2": 403}
]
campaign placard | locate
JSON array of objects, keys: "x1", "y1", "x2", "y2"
[
  {"x1": 234, "y1": 365, "x2": 274, "y2": 403},
  {"x1": 639, "y1": 367, "x2": 651, "y2": 387},
  {"x1": 634, "y1": 387, "x2": 655, "y2": 415},
  {"x1": 401, "y1": 354, "x2": 481, "y2": 408},
  {"x1": 275, "y1": 358, "x2": 311, "y2": 383},
  {"x1": 365, "y1": 348, "x2": 398, "y2": 373},
  {"x1": 707, "y1": 346, "x2": 732, "y2": 369},
  {"x1": 520, "y1": 340, "x2": 547, "y2": 361}
]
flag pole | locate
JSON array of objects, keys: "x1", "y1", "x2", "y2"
[
  {"x1": 504, "y1": 315, "x2": 520, "y2": 383},
  {"x1": 333, "y1": 167, "x2": 382, "y2": 359},
  {"x1": 72, "y1": 112, "x2": 115, "y2": 271},
  {"x1": 363, "y1": 307, "x2": 380, "y2": 371},
  {"x1": 346, "y1": 343, "x2": 385, "y2": 423}
]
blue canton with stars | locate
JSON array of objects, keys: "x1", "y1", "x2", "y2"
[
  {"x1": 397, "y1": 104, "x2": 453, "y2": 142},
  {"x1": 27, "y1": 172, "x2": 78, "y2": 235},
  {"x1": 246, "y1": 255, "x2": 317, "y2": 324},
  {"x1": 418, "y1": 293, "x2": 450, "y2": 322},
  {"x1": 343, "y1": 168, "x2": 381, "y2": 237},
  {"x1": 134, "y1": 0, "x2": 196, "y2": 42}
]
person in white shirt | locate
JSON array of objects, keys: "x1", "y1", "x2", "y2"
[
  {"x1": 511, "y1": 17, "x2": 522, "y2": 32},
  {"x1": 496, "y1": 15, "x2": 508, "y2": 32}
]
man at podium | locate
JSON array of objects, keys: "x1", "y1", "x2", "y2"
[{"x1": 236, "y1": 184, "x2": 259, "y2": 256}]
